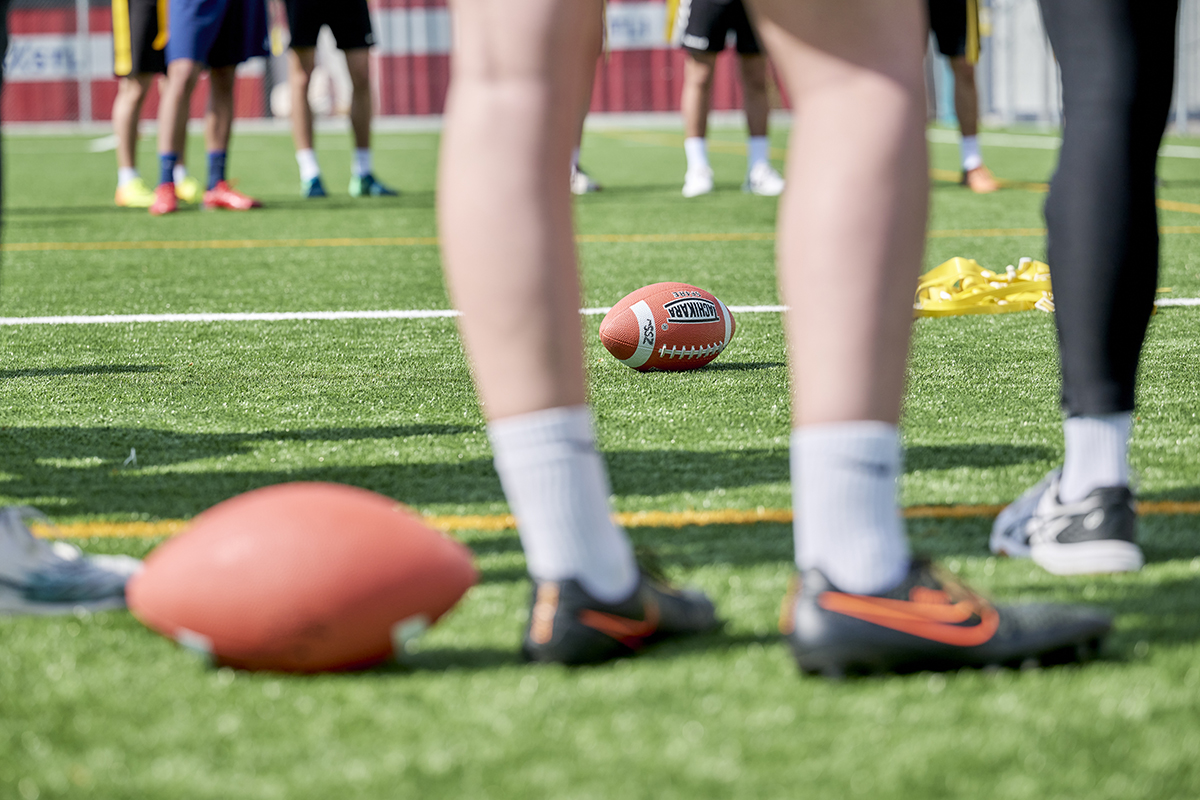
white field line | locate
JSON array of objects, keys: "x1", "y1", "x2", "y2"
[{"x1": 2, "y1": 301, "x2": 1196, "y2": 325}]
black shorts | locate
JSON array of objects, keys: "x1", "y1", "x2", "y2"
[
  {"x1": 676, "y1": 0, "x2": 762, "y2": 56},
  {"x1": 284, "y1": 0, "x2": 374, "y2": 51},
  {"x1": 928, "y1": 0, "x2": 979, "y2": 59},
  {"x1": 112, "y1": 0, "x2": 167, "y2": 76}
]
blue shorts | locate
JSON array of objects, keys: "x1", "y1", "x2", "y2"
[{"x1": 166, "y1": 0, "x2": 269, "y2": 68}]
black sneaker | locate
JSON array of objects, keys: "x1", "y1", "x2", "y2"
[
  {"x1": 991, "y1": 469, "x2": 1142, "y2": 575},
  {"x1": 522, "y1": 574, "x2": 719, "y2": 665},
  {"x1": 781, "y1": 560, "x2": 1112, "y2": 678}
]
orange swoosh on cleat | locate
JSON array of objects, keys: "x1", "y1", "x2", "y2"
[
  {"x1": 818, "y1": 592, "x2": 1000, "y2": 647},
  {"x1": 578, "y1": 595, "x2": 660, "y2": 647}
]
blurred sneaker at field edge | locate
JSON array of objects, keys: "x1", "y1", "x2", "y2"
[
  {"x1": 0, "y1": 506, "x2": 141, "y2": 615},
  {"x1": 115, "y1": 176, "x2": 155, "y2": 208}
]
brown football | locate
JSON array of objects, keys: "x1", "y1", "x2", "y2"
[
  {"x1": 127, "y1": 482, "x2": 477, "y2": 672},
  {"x1": 599, "y1": 282, "x2": 736, "y2": 371}
]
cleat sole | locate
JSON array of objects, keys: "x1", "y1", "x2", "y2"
[{"x1": 1032, "y1": 540, "x2": 1144, "y2": 575}]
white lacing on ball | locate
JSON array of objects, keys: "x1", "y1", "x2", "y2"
[{"x1": 657, "y1": 341, "x2": 725, "y2": 359}]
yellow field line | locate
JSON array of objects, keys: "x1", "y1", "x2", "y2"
[
  {"x1": 7, "y1": 197, "x2": 1200, "y2": 254},
  {"x1": 1157, "y1": 199, "x2": 1200, "y2": 215},
  {"x1": 32, "y1": 500, "x2": 1200, "y2": 539}
]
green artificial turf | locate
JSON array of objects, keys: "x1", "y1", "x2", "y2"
[{"x1": 1, "y1": 124, "x2": 1199, "y2": 799}]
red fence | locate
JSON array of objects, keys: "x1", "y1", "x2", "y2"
[{"x1": 2, "y1": 0, "x2": 775, "y2": 123}]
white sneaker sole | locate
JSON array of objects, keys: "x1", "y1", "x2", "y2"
[
  {"x1": 1031, "y1": 540, "x2": 1144, "y2": 575},
  {"x1": 0, "y1": 590, "x2": 128, "y2": 615}
]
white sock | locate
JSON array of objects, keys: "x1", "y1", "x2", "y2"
[
  {"x1": 488, "y1": 406, "x2": 639, "y2": 603},
  {"x1": 117, "y1": 167, "x2": 139, "y2": 187},
  {"x1": 747, "y1": 136, "x2": 769, "y2": 170},
  {"x1": 961, "y1": 135, "x2": 983, "y2": 172},
  {"x1": 352, "y1": 148, "x2": 372, "y2": 178},
  {"x1": 571, "y1": 146, "x2": 581, "y2": 169},
  {"x1": 296, "y1": 148, "x2": 321, "y2": 182},
  {"x1": 172, "y1": 164, "x2": 188, "y2": 184},
  {"x1": 684, "y1": 137, "x2": 709, "y2": 174},
  {"x1": 791, "y1": 422, "x2": 911, "y2": 595},
  {"x1": 1060, "y1": 412, "x2": 1132, "y2": 503}
]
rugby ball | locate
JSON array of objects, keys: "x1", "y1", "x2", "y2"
[
  {"x1": 599, "y1": 282, "x2": 736, "y2": 371},
  {"x1": 127, "y1": 483, "x2": 477, "y2": 672}
]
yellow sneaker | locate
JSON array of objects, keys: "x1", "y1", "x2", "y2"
[
  {"x1": 114, "y1": 177, "x2": 156, "y2": 208},
  {"x1": 175, "y1": 175, "x2": 203, "y2": 204}
]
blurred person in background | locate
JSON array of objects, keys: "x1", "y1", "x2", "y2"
[
  {"x1": 285, "y1": 0, "x2": 397, "y2": 198},
  {"x1": 670, "y1": 0, "x2": 785, "y2": 198},
  {"x1": 150, "y1": 0, "x2": 270, "y2": 215},
  {"x1": 110, "y1": 0, "x2": 203, "y2": 207},
  {"x1": 927, "y1": 0, "x2": 1000, "y2": 193}
]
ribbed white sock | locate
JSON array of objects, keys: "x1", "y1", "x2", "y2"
[
  {"x1": 488, "y1": 406, "x2": 639, "y2": 603},
  {"x1": 747, "y1": 136, "x2": 769, "y2": 169},
  {"x1": 1060, "y1": 412, "x2": 1131, "y2": 503},
  {"x1": 684, "y1": 137, "x2": 709, "y2": 173},
  {"x1": 296, "y1": 148, "x2": 321, "y2": 182},
  {"x1": 117, "y1": 167, "x2": 139, "y2": 187},
  {"x1": 791, "y1": 422, "x2": 911, "y2": 595},
  {"x1": 352, "y1": 148, "x2": 372, "y2": 178},
  {"x1": 172, "y1": 164, "x2": 188, "y2": 184},
  {"x1": 961, "y1": 135, "x2": 983, "y2": 171}
]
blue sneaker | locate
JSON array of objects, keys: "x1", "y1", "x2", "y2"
[
  {"x1": 302, "y1": 176, "x2": 328, "y2": 198},
  {"x1": 348, "y1": 173, "x2": 398, "y2": 197},
  {"x1": 0, "y1": 507, "x2": 141, "y2": 615}
]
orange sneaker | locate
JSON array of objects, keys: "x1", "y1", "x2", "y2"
[
  {"x1": 149, "y1": 182, "x2": 178, "y2": 216},
  {"x1": 203, "y1": 180, "x2": 262, "y2": 210},
  {"x1": 963, "y1": 165, "x2": 1000, "y2": 194}
]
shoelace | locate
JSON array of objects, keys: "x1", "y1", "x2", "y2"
[{"x1": 915, "y1": 256, "x2": 1053, "y2": 317}]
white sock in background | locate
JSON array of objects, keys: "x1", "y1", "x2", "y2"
[
  {"x1": 352, "y1": 148, "x2": 372, "y2": 177},
  {"x1": 571, "y1": 146, "x2": 582, "y2": 169},
  {"x1": 961, "y1": 135, "x2": 983, "y2": 171},
  {"x1": 488, "y1": 406, "x2": 639, "y2": 603},
  {"x1": 172, "y1": 164, "x2": 189, "y2": 184},
  {"x1": 747, "y1": 136, "x2": 770, "y2": 170},
  {"x1": 296, "y1": 148, "x2": 321, "y2": 182},
  {"x1": 117, "y1": 167, "x2": 139, "y2": 187},
  {"x1": 684, "y1": 137, "x2": 710, "y2": 174},
  {"x1": 791, "y1": 422, "x2": 911, "y2": 595},
  {"x1": 1060, "y1": 412, "x2": 1132, "y2": 503}
]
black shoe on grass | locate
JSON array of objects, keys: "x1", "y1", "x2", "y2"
[
  {"x1": 781, "y1": 560, "x2": 1112, "y2": 678},
  {"x1": 522, "y1": 574, "x2": 719, "y2": 665}
]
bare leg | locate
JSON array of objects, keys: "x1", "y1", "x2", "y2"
[
  {"x1": 157, "y1": 58, "x2": 203, "y2": 163},
  {"x1": 681, "y1": 50, "x2": 717, "y2": 139},
  {"x1": 738, "y1": 54, "x2": 770, "y2": 138},
  {"x1": 572, "y1": 17, "x2": 603, "y2": 155},
  {"x1": 752, "y1": 0, "x2": 928, "y2": 425},
  {"x1": 206, "y1": 65, "x2": 236, "y2": 153},
  {"x1": 345, "y1": 47, "x2": 371, "y2": 150},
  {"x1": 113, "y1": 75, "x2": 153, "y2": 171},
  {"x1": 439, "y1": 0, "x2": 601, "y2": 418},
  {"x1": 950, "y1": 56, "x2": 979, "y2": 138},
  {"x1": 288, "y1": 47, "x2": 317, "y2": 152}
]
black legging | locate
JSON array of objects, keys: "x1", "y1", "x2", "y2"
[{"x1": 1039, "y1": 0, "x2": 1178, "y2": 415}]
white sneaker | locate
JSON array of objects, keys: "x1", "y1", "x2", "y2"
[
  {"x1": 743, "y1": 161, "x2": 785, "y2": 196},
  {"x1": 682, "y1": 167, "x2": 714, "y2": 198},
  {"x1": 990, "y1": 470, "x2": 1143, "y2": 575},
  {"x1": 570, "y1": 165, "x2": 601, "y2": 195},
  {"x1": 0, "y1": 506, "x2": 142, "y2": 615}
]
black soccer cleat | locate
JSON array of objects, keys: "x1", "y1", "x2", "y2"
[
  {"x1": 781, "y1": 560, "x2": 1112, "y2": 678},
  {"x1": 522, "y1": 574, "x2": 719, "y2": 665}
]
